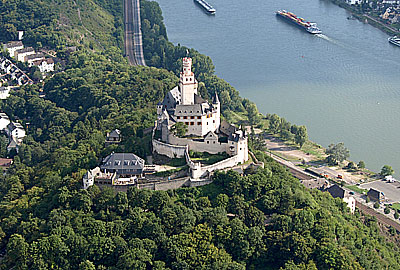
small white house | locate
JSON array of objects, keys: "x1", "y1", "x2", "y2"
[
  {"x1": 3, "y1": 41, "x2": 23, "y2": 58},
  {"x1": 6, "y1": 122, "x2": 25, "y2": 142},
  {"x1": 0, "y1": 87, "x2": 10, "y2": 100},
  {"x1": 15, "y1": 47, "x2": 35, "y2": 62},
  {"x1": 26, "y1": 53, "x2": 45, "y2": 66},
  {"x1": 0, "y1": 113, "x2": 10, "y2": 131},
  {"x1": 33, "y1": 58, "x2": 55, "y2": 73}
]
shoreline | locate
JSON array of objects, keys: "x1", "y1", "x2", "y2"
[{"x1": 329, "y1": 0, "x2": 400, "y2": 35}]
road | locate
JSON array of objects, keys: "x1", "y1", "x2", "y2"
[{"x1": 124, "y1": 0, "x2": 146, "y2": 66}]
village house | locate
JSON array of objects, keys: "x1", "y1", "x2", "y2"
[
  {"x1": 105, "y1": 129, "x2": 121, "y2": 146},
  {"x1": 0, "y1": 87, "x2": 10, "y2": 100},
  {"x1": 0, "y1": 158, "x2": 13, "y2": 174},
  {"x1": 26, "y1": 53, "x2": 45, "y2": 66},
  {"x1": 3, "y1": 41, "x2": 23, "y2": 58},
  {"x1": 33, "y1": 58, "x2": 54, "y2": 73},
  {"x1": 326, "y1": 184, "x2": 356, "y2": 214},
  {"x1": 0, "y1": 113, "x2": 10, "y2": 130},
  {"x1": 14, "y1": 47, "x2": 35, "y2": 62},
  {"x1": 6, "y1": 122, "x2": 25, "y2": 143},
  {"x1": 367, "y1": 188, "x2": 385, "y2": 202}
]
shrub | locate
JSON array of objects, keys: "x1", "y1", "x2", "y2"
[
  {"x1": 374, "y1": 202, "x2": 380, "y2": 209},
  {"x1": 384, "y1": 207, "x2": 390, "y2": 214},
  {"x1": 394, "y1": 212, "x2": 399, "y2": 219}
]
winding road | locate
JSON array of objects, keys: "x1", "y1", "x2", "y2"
[{"x1": 124, "y1": 0, "x2": 146, "y2": 66}]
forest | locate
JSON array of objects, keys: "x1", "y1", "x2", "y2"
[{"x1": 0, "y1": 0, "x2": 399, "y2": 269}]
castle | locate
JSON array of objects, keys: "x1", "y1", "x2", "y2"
[{"x1": 153, "y1": 57, "x2": 248, "y2": 179}]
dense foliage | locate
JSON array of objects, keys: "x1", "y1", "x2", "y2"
[{"x1": 0, "y1": 0, "x2": 399, "y2": 269}]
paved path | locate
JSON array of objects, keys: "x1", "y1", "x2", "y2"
[{"x1": 124, "y1": 0, "x2": 146, "y2": 66}]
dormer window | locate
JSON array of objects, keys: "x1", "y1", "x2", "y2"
[{"x1": 115, "y1": 160, "x2": 121, "y2": 166}]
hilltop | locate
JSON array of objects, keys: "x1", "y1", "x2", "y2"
[{"x1": 0, "y1": 0, "x2": 399, "y2": 269}]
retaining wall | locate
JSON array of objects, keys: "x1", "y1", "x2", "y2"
[{"x1": 152, "y1": 139, "x2": 187, "y2": 158}]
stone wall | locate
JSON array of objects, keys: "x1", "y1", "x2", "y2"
[
  {"x1": 168, "y1": 133, "x2": 227, "y2": 154},
  {"x1": 152, "y1": 139, "x2": 187, "y2": 158},
  {"x1": 138, "y1": 177, "x2": 212, "y2": 190}
]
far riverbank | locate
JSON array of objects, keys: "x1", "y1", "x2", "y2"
[{"x1": 327, "y1": 0, "x2": 400, "y2": 35}]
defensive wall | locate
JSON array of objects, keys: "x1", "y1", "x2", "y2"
[
  {"x1": 137, "y1": 177, "x2": 212, "y2": 190},
  {"x1": 152, "y1": 139, "x2": 187, "y2": 158}
]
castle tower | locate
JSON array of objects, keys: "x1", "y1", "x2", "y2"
[{"x1": 179, "y1": 57, "x2": 198, "y2": 105}]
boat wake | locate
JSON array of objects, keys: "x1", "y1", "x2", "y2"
[{"x1": 315, "y1": 34, "x2": 334, "y2": 42}]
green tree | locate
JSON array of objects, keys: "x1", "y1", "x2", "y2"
[
  {"x1": 79, "y1": 260, "x2": 96, "y2": 270},
  {"x1": 357, "y1": 160, "x2": 365, "y2": 169},
  {"x1": 171, "y1": 122, "x2": 188, "y2": 137},
  {"x1": 374, "y1": 202, "x2": 380, "y2": 209},
  {"x1": 295, "y1": 126, "x2": 308, "y2": 148},
  {"x1": 326, "y1": 142, "x2": 350, "y2": 163},
  {"x1": 380, "y1": 165, "x2": 394, "y2": 177},
  {"x1": 269, "y1": 114, "x2": 281, "y2": 134}
]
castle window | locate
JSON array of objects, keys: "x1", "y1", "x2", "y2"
[
  {"x1": 186, "y1": 78, "x2": 188, "y2": 81},
  {"x1": 207, "y1": 122, "x2": 209, "y2": 125},
  {"x1": 207, "y1": 141, "x2": 209, "y2": 144},
  {"x1": 197, "y1": 116, "x2": 201, "y2": 119},
  {"x1": 197, "y1": 122, "x2": 201, "y2": 125},
  {"x1": 184, "y1": 116, "x2": 187, "y2": 119},
  {"x1": 213, "y1": 120, "x2": 215, "y2": 123},
  {"x1": 213, "y1": 141, "x2": 216, "y2": 144},
  {"x1": 190, "y1": 78, "x2": 192, "y2": 81},
  {"x1": 190, "y1": 122, "x2": 194, "y2": 125},
  {"x1": 177, "y1": 116, "x2": 181, "y2": 119},
  {"x1": 185, "y1": 122, "x2": 189, "y2": 125},
  {"x1": 190, "y1": 116, "x2": 194, "y2": 119}
]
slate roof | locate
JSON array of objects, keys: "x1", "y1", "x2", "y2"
[
  {"x1": 15, "y1": 47, "x2": 34, "y2": 54},
  {"x1": 326, "y1": 184, "x2": 345, "y2": 199},
  {"x1": 5, "y1": 41, "x2": 23, "y2": 49},
  {"x1": 107, "y1": 129, "x2": 121, "y2": 138},
  {"x1": 101, "y1": 153, "x2": 145, "y2": 171}
]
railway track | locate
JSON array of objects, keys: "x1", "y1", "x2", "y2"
[{"x1": 356, "y1": 201, "x2": 400, "y2": 232}]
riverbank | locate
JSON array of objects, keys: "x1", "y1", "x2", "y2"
[{"x1": 328, "y1": 0, "x2": 400, "y2": 35}]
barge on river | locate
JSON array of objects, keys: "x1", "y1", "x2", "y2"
[
  {"x1": 276, "y1": 10, "x2": 321, "y2": 34},
  {"x1": 388, "y1": 36, "x2": 400, "y2": 47},
  {"x1": 194, "y1": 0, "x2": 216, "y2": 14}
]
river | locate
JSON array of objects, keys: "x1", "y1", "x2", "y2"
[{"x1": 155, "y1": 0, "x2": 400, "y2": 175}]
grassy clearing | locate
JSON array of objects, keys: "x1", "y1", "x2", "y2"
[
  {"x1": 190, "y1": 152, "x2": 229, "y2": 165},
  {"x1": 346, "y1": 185, "x2": 368, "y2": 195},
  {"x1": 391, "y1": 203, "x2": 400, "y2": 211},
  {"x1": 301, "y1": 140, "x2": 326, "y2": 160}
]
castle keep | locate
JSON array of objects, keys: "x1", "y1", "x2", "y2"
[{"x1": 154, "y1": 57, "x2": 248, "y2": 178}]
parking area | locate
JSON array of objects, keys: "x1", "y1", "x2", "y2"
[
  {"x1": 360, "y1": 179, "x2": 400, "y2": 203},
  {"x1": 306, "y1": 166, "x2": 352, "y2": 183}
]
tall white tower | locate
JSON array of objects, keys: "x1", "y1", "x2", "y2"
[{"x1": 179, "y1": 57, "x2": 198, "y2": 105}]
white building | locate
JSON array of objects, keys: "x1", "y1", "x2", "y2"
[
  {"x1": 26, "y1": 53, "x2": 45, "y2": 66},
  {"x1": 0, "y1": 113, "x2": 10, "y2": 131},
  {"x1": 6, "y1": 122, "x2": 25, "y2": 142},
  {"x1": 0, "y1": 87, "x2": 10, "y2": 100},
  {"x1": 346, "y1": 0, "x2": 362, "y2": 4},
  {"x1": 33, "y1": 58, "x2": 55, "y2": 73},
  {"x1": 3, "y1": 41, "x2": 23, "y2": 58},
  {"x1": 15, "y1": 47, "x2": 35, "y2": 62}
]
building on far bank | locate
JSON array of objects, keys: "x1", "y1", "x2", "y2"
[{"x1": 0, "y1": 87, "x2": 10, "y2": 100}]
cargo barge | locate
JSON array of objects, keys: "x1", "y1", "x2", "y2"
[
  {"x1": 276, "y1": 10, "x2": 321, "y2": 34},
  {"x1": 194, "y1": 0, "x2": 216, "y2": 14}
]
